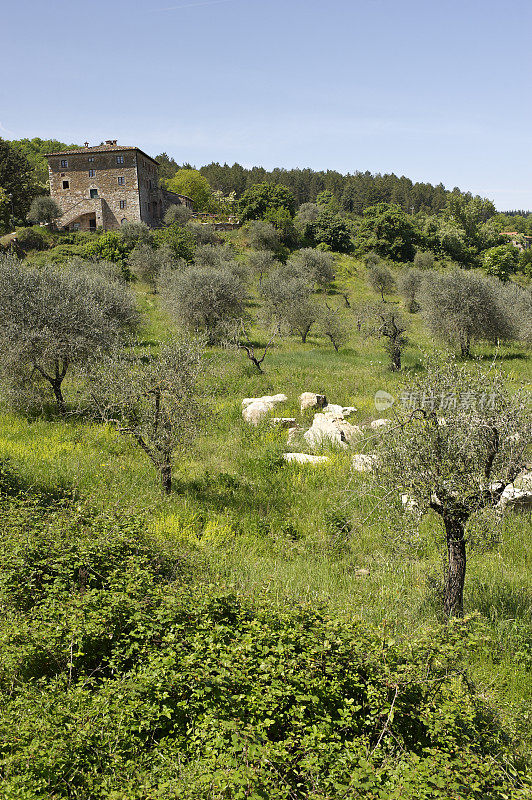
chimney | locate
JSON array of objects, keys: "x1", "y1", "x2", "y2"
[
  {"x1": 105, "y1": 139, "x2": 117, "y2": 146},
  {"x1": 84, "y1": 141, "x2": 89, "y2": 147}
]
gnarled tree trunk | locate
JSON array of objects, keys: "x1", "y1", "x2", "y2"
[
  {"x1": 160, "y1": 452, "x2": 172, "y2": 494},
  {"x1": 443, "y1": 513, "x2": 467, "y2": 618},
  {"x1": 51, "y1": 380, "x2": 66, "y2": 414}
]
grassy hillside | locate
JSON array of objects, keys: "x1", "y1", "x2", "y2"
[{"x1": 0, "y1": 249, "x2": 530, "y2": 797}]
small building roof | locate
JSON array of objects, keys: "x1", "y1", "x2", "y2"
[{"x1": 45, "y1": 144, "x2": 159, "y2": 165}]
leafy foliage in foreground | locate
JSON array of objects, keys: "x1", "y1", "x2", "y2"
[{"x1": 0, "y1": 481, "x2": 529, "y2": 799}]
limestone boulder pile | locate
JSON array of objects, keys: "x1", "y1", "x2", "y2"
[{"x1": 304, "y1": 411, "x2": 363, "y2": 450}]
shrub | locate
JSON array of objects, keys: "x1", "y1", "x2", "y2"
[
  {"x1": 483, "y1": 244, "x2": 519, "y2": 282},
  {"x1": 16, "y1": 226, "x2": 48, "y2": 252},
  {"x1": 153, "y1": 224, "x2": 196, "y2": 262},
  {"x1": 82, "y1": 231, "x2": 132, "y2": 264},
  {"x1": 0, "y1": 493, "x2": 529, "y2": 798}
]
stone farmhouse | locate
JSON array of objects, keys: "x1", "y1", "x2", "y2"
[{"x1": 45, "y1": 140, "x2": 192, "y2": 232}]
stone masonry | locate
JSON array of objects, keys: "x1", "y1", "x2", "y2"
[{"x1": 45, "y1": 140, "x2": 192, "y2": 232}]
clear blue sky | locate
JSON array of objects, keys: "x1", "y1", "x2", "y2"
[{"x1": 2, "y1": 0, "x2": 531, "y2": 210}]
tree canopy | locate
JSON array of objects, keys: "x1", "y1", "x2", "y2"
[
  {"x1": 355, "y1": 203, "x2": 418, "y2": 262},
  {"x1": 166, "y1": 169, "x2": 213, "y2": 211},
  {"x1": 238, "y1": 183, "x2": 296, "y2": 222}
]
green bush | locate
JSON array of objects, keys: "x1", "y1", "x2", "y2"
[
  {"x1": 16, "y1": 226, "x2": 48, "y2": 252},
  {"x1": 153, "y1": 223, "x2": 196, "y2": 262},
  {"x1": 82, "y1": 231, "x2": 133, "y2": 265},
  {"x1": 25, "y1": 243, "x2": 88, "y2": 266},
  {"x1": 0, "y1": 486, "x2": 529, "y2": 799}
]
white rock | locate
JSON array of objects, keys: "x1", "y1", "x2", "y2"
[
  {"x1": 242, "y1": 394, "x2": 288, "y2": 424},
  {"x1": 401, "y1": 494, "x2": 420, "y2": 514},
  {"x1": 370, "y1": 418, "x2": 391, "y2": 430},
  {"x1": 304, "y1": 413, "x2": 347, "y2": 449},
  {"x1": 333, "y1": 418, "x2": 364, "y2": 444},
  {"x1": 242, "y1": 400, "x2": 274, "y2": 425},
  {"x1": 354, "y1": 568, "x2": 370, "y2": 576},
  {"x1": 300, "y1": 392, "x2": 327, "y2": 412},
  {"x1": 342, "y1": 406, "x2": 357, "y2": 417},
  {"x1": 287, "y1": 425, "x2": 303, "y2": 445},
  {"x1": 270, "y1": 417, "x2": 297, "y2": 428},
  {"x1": 497, "y1": 471, "x2": 532, "y2": 512},
  {"x1": 242, "y1": 394, "x2": 287, "y2": 409},
  {"x1": 352, "y1": 454, "x2": 377, "y2": 472},
  {"x1": 283, "y1": 453, "x2": 330, "y2": 465},
  {"x1": 323, "y1": 404, "x2": 357, "y2": 418},
  {"x1": 303, "y1": 412, "x2": 364, "y2": 450},
  {"x1": 323, "y1": 403, "x2": 344, "y2": 416}
]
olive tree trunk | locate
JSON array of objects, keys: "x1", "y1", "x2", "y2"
[
  {"x1": 160, "y1": 453, "x2": 172, "y2": 494},
  {"x1": 443, "y1": 514, "x2": 467, "y2": 618},
  {"x1": 51, "y1": 379, "x2": 66, "y2": 414}
]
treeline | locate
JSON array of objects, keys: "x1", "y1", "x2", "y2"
[{"x1": 157, "y1": 153, "x2": 452, "y2": 214}]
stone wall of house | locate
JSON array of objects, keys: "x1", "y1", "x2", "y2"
[{"x1": 49, "y1": 148, "x2": 142, "y2": 230}]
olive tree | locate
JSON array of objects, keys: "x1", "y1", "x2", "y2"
[
  {"x1": 499, "y1": 282, "x2": 532, "y2": 346},
  {"x1": 119, "y1": 220, "x2": 151, "y2": 249},
  {"x1": 399, "y1": 268, "x2": 423, "y2": 312},
  {"x1": 27, "y1": 196, "x2": 61, "y2": 227},
  {"x1": 159, "y1": 265, "x2": 247, "y2": 344},
  {"x1": 317, "y1": 304, "x2": 352, "y2": 351},
  {"x1": 413, "y1": 250, "x2": 435, "y2": 270},
  {"x1": 420, "y1": 269, "x2": 512, "y2": 357},
  {"x1": 194, "y1": 244, "x2": 236, "y2": 268},
  {"x1": 84, "y1": 336, "x2": 203, "y2": 493},
  {"x1": 247, "y1": 249, "x2": 277, "y2": 285},
  {"x1": 261, "y1": 268, "x2": 316, "y2": 343},
  {"x1": 367, "y1": 261, "x2": 395, "y2": 301},
  {"x1": 128, "y1": 243, "x2": 178, "y2": 290},
  {"x1": 164, "y1": 203, "x2": 193, "y2": 227},
  {"x1": 186, "y1": 221, "x2": 220, "y2": 245},
  {"x1": 365, "y1": 304, "x2": 408, "y2": 370},
  {"x1": 232, "y1": 320, "x2": 278, "y2": 373},
  {"x1": 242, "y1": 220, "x2": 281, "y2": 251},
  {"x1": 288, "y1": 248, "x2": 335, "y2": 287},
  {"x1": 0, "y1": 255, "x2": 138, "y2": 412},
  {"x1": 294, "y1": 202, "x2": 320, "y2": 232},
  {"x1": 374, "y1": 360, "x2": 531, "y2": 617}
]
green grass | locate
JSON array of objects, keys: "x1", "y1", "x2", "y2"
[{"x1": 1, "y1": 253, "x2": 531, "y2": 759}]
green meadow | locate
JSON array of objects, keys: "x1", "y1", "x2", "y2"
[{"x1": 1, "y1": 255, "x2": 530, "y2": 775}]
